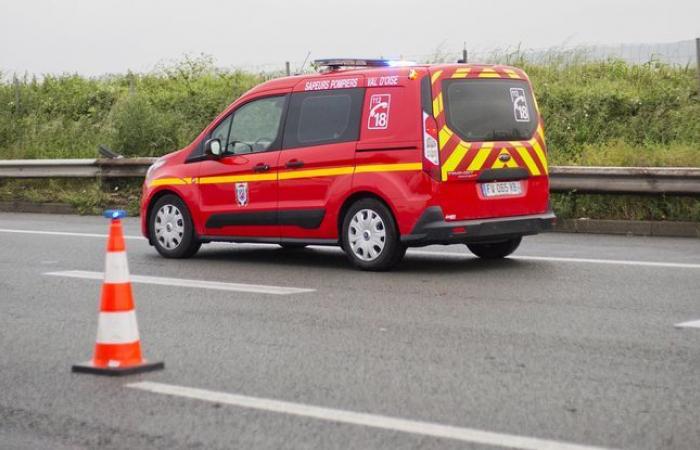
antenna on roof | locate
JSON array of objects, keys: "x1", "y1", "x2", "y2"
[
  {"x1": 458, "y1": 42, "x2": 468, "y2": 63},
  {"x1": 297, "y1": 51, "x2": 311, "y2": 75}
]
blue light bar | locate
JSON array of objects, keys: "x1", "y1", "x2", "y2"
[
  {"x1": 103, "y1": 209, "x2": 127, "y2": 219},
  {"x1": 314, "y1": 58, "x2": 416, "y2": 68}
]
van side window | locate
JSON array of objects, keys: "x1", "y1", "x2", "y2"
[
  {"x1": 283, "y1": 88, "x2": 364, "y2": 149},
  {"x1": 227, "y1": 96, "x2": 286, "y2": 155}
]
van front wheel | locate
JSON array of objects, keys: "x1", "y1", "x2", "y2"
[
  {"x1": 466, "y1": 237, "x2": 521, "y2": 259},
  {"x1": 341, "y1": 199, "x2": 405, "y2": 271}
]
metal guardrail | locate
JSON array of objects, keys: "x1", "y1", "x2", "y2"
[{"x1": 0, "y1": 158, "x2": 698, "y2": 195}]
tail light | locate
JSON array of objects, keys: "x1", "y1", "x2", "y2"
[{"x1": 422, "y1": 111, "x2": 440, "y2": 180}]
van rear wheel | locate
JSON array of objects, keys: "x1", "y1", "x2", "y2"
[
  {"x1": 341, "y1": 199, "x2": 405, "y2": 271},
  {"x1": 467, "y1": 237, "x2": 521, "y2": 259}
]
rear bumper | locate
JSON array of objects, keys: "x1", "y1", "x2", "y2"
[{"x1": 401, "y1": 207, "x2": 556, "y2": 247}]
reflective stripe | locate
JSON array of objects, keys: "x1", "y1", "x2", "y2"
[
  {"x1": 149, "y1": 177, "x2": 190, "y2": 187},
  {"x1": 441, "y1": 142, "x2": 470, "y2": 180},
  {"x1": 149, "y1": 162, "x2": 423, "y2": 188},
  {"x1": 279, "y1": 166, "x2": 353, "y2": 180},
  {"x1": 198, "y1": 173, "x2": 277, "y2": 184},
  {"x1": 104, "y1": 251, "x2": 130, "y2": 284},
  {"x1": 530, "y1": 139, "x2": 548, "y2": 174},
  {"x1": 438, "y1": 126, "x2": 453, "y2": 149},
  {"x1": 430, "y1": 70, "x2": 443, "y2": 84},
  {"x1": 355, "y1": 163, "x2": 422, "y2": 173},
  {"x1": 466, "y1": 143, "x2": 493, "y2": 171},
  {"x1": 96, "y1": 311, "x2": 139, "y2": 344},
  {"x1": 514, "y1": 146, "x2": 541, "y2": 176}
]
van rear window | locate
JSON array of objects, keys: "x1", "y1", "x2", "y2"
[{"x1": 443, "y1": 79, "x2": 537, "y2": 142}]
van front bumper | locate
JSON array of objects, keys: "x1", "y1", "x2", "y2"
[{"x1": 401, "y1": 207, "x2": 556, "y2": 247}]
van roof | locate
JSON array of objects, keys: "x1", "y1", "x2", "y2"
[{"x1": 245, "y1": 63, "x2": 529, "y2": 96}]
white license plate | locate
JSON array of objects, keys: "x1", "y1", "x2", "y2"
[{"x1": 480, "y1": 181, "x2": 523, "y2": 197}]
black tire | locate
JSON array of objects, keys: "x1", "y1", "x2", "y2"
[
  {"x1": 466, "y1": 237, "x2": 522, "y2": 259},
  {"x1": 341, "y1": 198, "x2": 405, "y2": 271},
  {"x1": 149, "y1": 194, "x2": 201, "y2": 258},
  {"x1": 278, "y1": 243, "x2": 307, "y2": 250}
]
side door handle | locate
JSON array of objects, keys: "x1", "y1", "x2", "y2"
[
  {"x1": 253, "y1": 163, "x2": 270, "y2": 173},
  {"x1": 285, "y1": 159, "x2": 304, "y2": 169}
]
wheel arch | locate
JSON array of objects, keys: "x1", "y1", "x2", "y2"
[
  {"x1": 337, "y1": 190, "x2": 400, "y2": 240},
  {"x1": 145, "y1": 189, "x2": 188, "y2": 243}
]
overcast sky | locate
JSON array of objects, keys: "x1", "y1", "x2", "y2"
[{"x1": 1, "y1": 0, "x2": 699, "y2": 76}]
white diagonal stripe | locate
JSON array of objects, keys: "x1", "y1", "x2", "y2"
[
  {"x1": 104, "y1": 251, "x2": 130, "y2": 284},
  {"x1": 96, "y1": 311, "x2": 139, "y2": 344},
  {"x1": 127, "y1": 381, "x2": 610, "y2": 450},
  {"x1": 674, "y1": 319, "x2": 700, "y2": 329},
  {"x1": 45, "y1": 270, "x2": 315, "y2": 295},
  {"x1": 0, "y1": 228, "x2": 143, "y2": 240}
]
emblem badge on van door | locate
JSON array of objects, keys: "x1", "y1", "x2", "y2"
[
  {"x1": 236, "y1": 182, "x2": 248, "y2": 207},
  {"x1": 499, "y1": 153, "x2": 512, "y2": 162}
]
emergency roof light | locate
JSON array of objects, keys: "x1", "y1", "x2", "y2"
[{"x1": 314, "y1": 58, "x2": 416, "y2": 69}]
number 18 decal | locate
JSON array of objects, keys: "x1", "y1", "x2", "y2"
[{"x1": 368, "y1": 94, "x2": 391, "y2": 130}]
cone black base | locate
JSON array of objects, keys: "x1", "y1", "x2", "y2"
[{"x1": 72, "y1": 360, "x2": 164, "y2": 376}]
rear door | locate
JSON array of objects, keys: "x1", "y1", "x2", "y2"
[
  {"x1": 429, "y1": 66, "x2": 549, "y2": 220},
  {"x1": 197, "y1": 94, "x2": 287, "y2": 238},
  {"x1": 277, "y1": 75, "x2": 365, "y2": 240}
]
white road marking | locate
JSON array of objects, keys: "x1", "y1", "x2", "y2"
[
  {"x1": 674, "y1": 320, "x2": 700, "y2": 329},
  {"x1": 45, "y1": 270, "x2": 314, "y2": 295},
  {"x1": 127, "y1": 381, "x2": 609, "y2": 450},
  {"x1": 0, "y1": 228, "x2": 143, "y2": 240},
  {"x1": 2, "y1": 227, "x2": 698, "y2": 270},
  {"x1": 406, "y1": 249, "x2": 700, "y2": 270}
]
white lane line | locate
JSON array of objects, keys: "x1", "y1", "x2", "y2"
[
  {"x1": 407, "y1": 250, "x2": 700, "y2": 270},
  {"x1": 127, "y1": 382, "x2": 608, "y2": 450},
  {"x1": 45, "y1": 270, "x2": 314, "y2": 295},
  {"x1": 675, "y1": 319, "x2": 700, "y2": 329},
  {"x1": 0, "y1": 228, "x2": 143, "y2": 240},
  {"x1": 3, "y1": 227, "x2": 697, "y2": 270}
]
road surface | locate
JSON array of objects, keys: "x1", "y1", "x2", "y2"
[{"x1": 1, "y1": 212, "x2": 699, "y2": 449}]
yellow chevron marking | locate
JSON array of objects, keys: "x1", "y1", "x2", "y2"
[
  {"x1": 491, "y1": 149, "x2": 519, "y2": 169},
  {"x1": 432, "y1": 92, "x2": 444, "y2": 116},
  {"x1": 452, "y1": 68, "x2": 471, "y2": 78},
  {"x1": 530, "y1": 139, "x2": 548, "y2": 174},
  {"x1": 513, "y1": 144, "x2": 541, "y2": 176},
  {"x1": 536, "y1": 124, "x2": 545, "y2": 143},
  {"x1": 438, "y1": 125, "x2": 453, "y2": 149},
  {"x1": 148, "y1": 177, "x2": 190, "y2": 187},
  {"x1": 198, "y1": 173, "x2": 277, "y2": 184},
  {"x1": 441, "y1": 142, "x2": 470, "y2": 181},
  {"x1": 279, "y1": 166, "x2": 354, "y2": 180},
  {"x1": 467, "y1": 143, "x2": 493, "y2": 171},
  {"x1": 478, "y1": 72, "x2": 501, "y2": 78},
  {"x1": 504, "y1": 69, "x2": 521, "y2": 79},
  {"x1": 355, "y1": 163, "x2": 422, "y2": 174},
  {"x1": 431, "y1": 70, "x2": 443, "y2": 84}
]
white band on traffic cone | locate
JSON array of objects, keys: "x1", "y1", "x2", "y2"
[
  {"x1": 96, "y1": 311, "x2": 140, "y2": 344},
  {"x1": 104, "y1": 251, "x2": 130, "y2": 284}
]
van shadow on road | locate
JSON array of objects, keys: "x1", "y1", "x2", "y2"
[{"x1": 165, "y1": 245, "x2": 532, "y2": 275}]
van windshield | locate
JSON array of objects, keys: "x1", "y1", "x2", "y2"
[{"x1": 443, "y1": 79, "x2": 537, "y2": 142}]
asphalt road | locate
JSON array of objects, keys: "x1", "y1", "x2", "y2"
[{"x1": 1, "y1": 212, "x2": 699, "y2": 450}]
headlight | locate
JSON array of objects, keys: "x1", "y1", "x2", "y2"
[{"x1": 146, "y1": 158, "x2": 166, "y2": 179}]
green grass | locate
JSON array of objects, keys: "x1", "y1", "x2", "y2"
[{"x1": 0, "y1": 55, "x2": 698, "y2": 221}]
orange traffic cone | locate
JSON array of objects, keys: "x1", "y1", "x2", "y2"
[{"x1": 72, "y1": 210, "x2": 164, "y2": 376}]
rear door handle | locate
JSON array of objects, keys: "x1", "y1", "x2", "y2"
[
  {"x1": 253, "y1": 163, "x2": 270, "y2": 172},
  {"x1": 285, "y1": 159, "x2": 304, "y2": 169}
]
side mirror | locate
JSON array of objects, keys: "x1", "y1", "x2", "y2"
[{"x1": 204, "y1": 138, "x2": 222, "y2": 157}]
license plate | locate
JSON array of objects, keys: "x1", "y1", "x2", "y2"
[{"x1": 480, "y1": 181, "x2": 523, "y2": 197}]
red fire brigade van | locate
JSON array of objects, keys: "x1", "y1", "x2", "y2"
[{"x1": 141, "y1": 59, "x2": 555, "y2": 270}]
